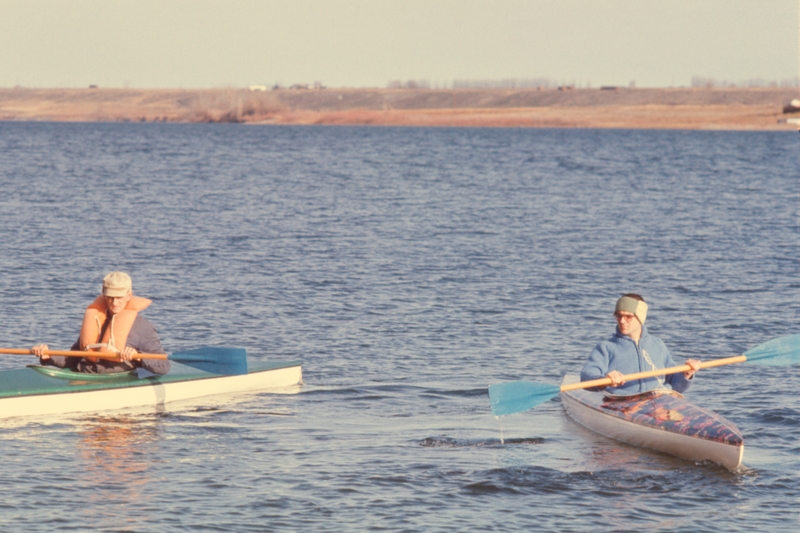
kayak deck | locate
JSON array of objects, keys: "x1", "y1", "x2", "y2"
[{"x1": 560, "y1": 374, "x2": 743, "y2": 469}]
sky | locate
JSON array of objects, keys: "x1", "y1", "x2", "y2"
[{"x1": 1, "y1": 0, "x2": 797, "y2": 89}]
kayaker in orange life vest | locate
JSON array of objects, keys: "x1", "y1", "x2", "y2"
[
  {"x1": 31, "y1": 272, "x2": 170, "y2": 375},
  {"x1": 580, "y1": 293, "x2": 701, "y2": 395}
]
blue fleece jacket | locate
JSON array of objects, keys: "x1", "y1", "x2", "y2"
[{"x1": 580, "y1": 326, "x2": 691, "y2": 395}]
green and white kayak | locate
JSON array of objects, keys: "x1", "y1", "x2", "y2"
[{"x1": 0, "y1": 359, "x2": 302, "y2": 420}]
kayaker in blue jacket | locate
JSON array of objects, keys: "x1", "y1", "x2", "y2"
[
  {"x1": 31, "y1": 272, "x2": 170, "y2": 375},
  {"x1": 580, "y1": 294, "x2": 700, "y2": 396}
]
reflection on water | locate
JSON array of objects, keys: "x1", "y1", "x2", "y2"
[{"x1": 76, "y1": 414, "x2": 163, "y2": 527}]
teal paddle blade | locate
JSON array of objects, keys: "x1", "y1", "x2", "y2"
[
  {"x1": 744, "y1": 334, "x2": 800, "y2": 366},
  {"x1": 170, "y1": 347, "x2": 248, "y2": 375},
  {"x1": 488, "y1": 381, "x2": 561, "y2": 417}
]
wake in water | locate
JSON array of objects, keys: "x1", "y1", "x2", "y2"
[{"x1": 420, "y1": 436, "x2": 544, "y2": 448}]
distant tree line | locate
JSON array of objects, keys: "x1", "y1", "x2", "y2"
[
  {"x1": 386, "y1": 80, "x2": 432, "y2": 89},
  {"x1": 387, "y1": 78, "x2": 570, "y2": 90},
  {"x1": 386, "y1": 77, "x2": 799, "y2": 90},
  {"x1": 690, "y1": 76, "x2": 799, "y2": 88},
  {"x1": 451, "y1": 78, "x2": 558, "y2": 89}
]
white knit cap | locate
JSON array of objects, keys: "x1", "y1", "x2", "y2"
[{"x1": 615, "y1": 296, "x2": 648, "y2": 324}]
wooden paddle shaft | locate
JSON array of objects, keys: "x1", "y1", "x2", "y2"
[
  {"x1": 0, "y1": 348, "x2": 168, "y2": 361},
  {"x1": 560, "y1": 354, "x2": 748, "y2": 392}
]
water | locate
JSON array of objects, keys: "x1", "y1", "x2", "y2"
[{"x1": 0, "y1": 123, "x2": 798, "y2": 532}]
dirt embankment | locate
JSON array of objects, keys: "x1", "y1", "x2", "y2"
[{"x1": 1, "y1": 87, "x2": 798, "y2": 130}]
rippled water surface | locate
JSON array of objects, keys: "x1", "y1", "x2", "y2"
[{"x1": 0, "y1": 123, "x2": 798, "y2": 532}]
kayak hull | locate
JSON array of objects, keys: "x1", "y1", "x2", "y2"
[
  {"x1": 0, "y1": 360, "x2": 302, "y2": 420},
  {"x1": 560, "y1": 374, "x2": 743, "y2": 470}
]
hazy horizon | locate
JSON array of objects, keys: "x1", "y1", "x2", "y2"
[{"x1": 3, "y1": 79, "x2": 798, "y2": 91}]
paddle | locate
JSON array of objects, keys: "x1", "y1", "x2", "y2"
[
  {"x1": 0, "y1": 346, "x2": 248, "y2": 376},
  {"x1": 488, "y1": 333, "x2": 800, "y2": 417}
]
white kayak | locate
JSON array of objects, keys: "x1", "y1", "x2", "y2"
[{"x1": 560, "y1": 374, "x2": 744, "y2": 470}]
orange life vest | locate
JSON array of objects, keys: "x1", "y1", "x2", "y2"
[{"x1": 78, "y1": 295, "x2": 152, "y2": 354}]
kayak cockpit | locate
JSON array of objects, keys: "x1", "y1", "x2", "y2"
[{"x1": 27, "y1": 365, "x2": 140, "y2": 382}]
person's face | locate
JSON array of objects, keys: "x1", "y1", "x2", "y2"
[
  {"x1": 614, "y1": 311, "x2": 642, "y2": 338},
  {"x1": 105, "y1": 292, "x2": 131, "y2": 315}
]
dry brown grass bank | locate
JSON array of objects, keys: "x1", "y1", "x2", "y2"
[{"x1": 1, "y1": 87, "x2": 797, "y2": 130}]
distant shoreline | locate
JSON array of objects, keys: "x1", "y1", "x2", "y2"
[{"x1": 1, "y1": 87, "x2": 798, "y2": 130}]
